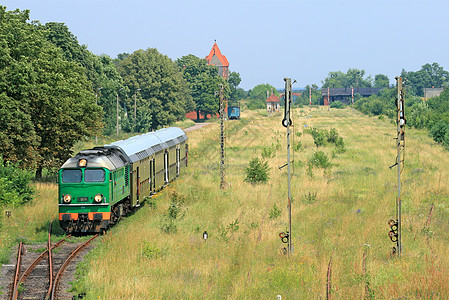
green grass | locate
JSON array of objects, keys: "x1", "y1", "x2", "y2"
[{"x1": 3, "y1": 107, "x2": 449, "y2": 298}]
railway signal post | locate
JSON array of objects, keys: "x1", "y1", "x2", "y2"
[
  {"x1": 217, "y1": 84, "x2": 226, "y2": 189},
  {"x1": 389, "y1": 76, "x2": 406, "y2": 255},
  {"x1": 282, "y1": 77, "x2": 293, "y2": 255}
]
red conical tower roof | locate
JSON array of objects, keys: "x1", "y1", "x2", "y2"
[{"x1": 205, "y1": 42, "x2": 229, "y2": 67}]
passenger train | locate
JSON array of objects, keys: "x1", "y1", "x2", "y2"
[{"x1": 58, "y1": 127, "x2": 188, "y2": 234}]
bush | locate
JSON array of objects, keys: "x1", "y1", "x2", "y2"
[
  {"x1": 330, "y1": 101, "x2": 344, "y2": 109},
  {"x1": 308, "y1": 151, "x2": 331, "y2": 169},
  {"x1": 0, "y1": 157, "x2": 34, "y2": 206},
  {"x1": 269, "y1": 203, "x2": 282, "y2": 219},
  {"x1": 334, "y1": 137, "x2": 346, "y2": 153},
  {"x1": 244, "y1": 157, "x2": 270, "y2": 184},
  {"x1": 160, "y1": 191, "x2": 185, "y2": 234},
  {"x1": 430, "y1": 121, "x2": 449, "y2": 144},
  {"x1": 327, "y1": 128, "x2": 339, "y2": 144},
  {"x1": 309, "y1": 128, "x2": 327, "y2": 147}
]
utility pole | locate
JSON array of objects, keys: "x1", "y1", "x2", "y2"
[
  {"x1": 309, "y1": 86, "x2": 312, "y2": 106},
  {"x1": 116, "y1": 87, "x2": 124, "y2": 136},
  {"x1": 134, "y1": 88, "x2": 141, "y2": 132},
  {"x1": 388, "y1": 76, "x2": 405, "y2": 255},
  {"x1": 282, "y1": 77, "x2": 293, "y2": 255},
  {"x1": 95, "y1": 87, "x2": 102, "y2": 144},
  {"x1": 351, "y1": 86, "x2": 354, "y2": 105},
  {"x1": 216, "y1": 84, "x2": 226, "y2": 189}
]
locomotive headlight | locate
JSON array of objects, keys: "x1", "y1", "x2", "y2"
[
  {"x1": 63, "y1": 194, "x2": 72, "y2": 203},
  {"x1": 94, "y1": 194, "x2": 102, "y2": 203}
]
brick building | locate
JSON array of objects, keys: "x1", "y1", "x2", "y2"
[{"x1": 205, "y1": 42, "x2": 229, "y2": 79}]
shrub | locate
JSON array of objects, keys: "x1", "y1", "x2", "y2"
[
  {"x1": 141, "y1": 242, "x2": 164, "y2": 259},
  {"x1": 244, "y1": 157, "x2": 270, "y2": 184},
  {"x1": 269, "y1": 203, "x2": 282, "y2": 219},
  {"x1": 261, "y1": 145, "x2": 275, "y2": 158},
  {"x1": 0, "y1": 157, "x2": 34, "y2": 206},
  {"x1": 326, "y1": 128, "x2": 339, "y2": 144},
  {"x1": 308, "y1": 151, "x2": 331, "y2": 169},
  {"x1": 330, "y1": 101, "x2": 344, "y2": 109},
  {"x1": 294, "y1": 141, "x2": 303, "y2": 151},
  {"x1": 334, "y1": 137, "x2": 346, "y2": 153},
  {"x1": 160, "y1": 191, "x2": 185, "y2": 234},
  {"x1": 430, "y1": 120, "x2": 449, "y2": 144},
  {"x1": 310, "y1": 128, "x2": 327, "y2": 147}
]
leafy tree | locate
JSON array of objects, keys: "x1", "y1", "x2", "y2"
[
  {"x1": 0, "y1": 7, "x2": 102, "y2": 178},
  {"x1": 244, "y1": 157, "x2": 270, "y2": 184},
  {"x1": 296, "y1": 84, "x2": 321, "y2": 105},
  {"x1": 228, "y1": 71, "x2": 245, "y2": 100},
  {"x1": 374, "y1": 74, "x2": 390, "y2": 88},
  {"x1": 177, "y1": 54, "x2": 228, "y2": 119},
  {"x1": 118, "y1": 49, "x2": 194, "y2": 131},
  {"x1": 401, "y1": 63, "x2": 449, "y2": 96},
  {"x1": 322, "y1": 68, "x2": 372, "y2": 88},
  {"x1": 42, "y1": 22, "x2": 124, "y2": 133}
]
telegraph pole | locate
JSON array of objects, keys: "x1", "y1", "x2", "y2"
[
  {"x1": 282, "y1": 78, "x2": 293, "y2": 254},
  {"x1": 388, "y1": 76, "x2": 405, "y2": 255},
  {"x1": 95, "y1": 87, "x2": 102, "y2": 144},
  {"x1": 134, "y1": 88, "x2": 141, "y2": 132},
  {"x1": 116, "y1": 87, "x2": 124, "y2": 136},
  {"x1": 217, "y1": 84, "x2": 226, "y2": 189},
  {"x1": 309, "y1": 86, "x2": 312, "y2": 106}
]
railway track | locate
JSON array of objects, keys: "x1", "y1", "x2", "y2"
[{"x1": 6, "y1": 226, "x2": 97, "y2": 300}]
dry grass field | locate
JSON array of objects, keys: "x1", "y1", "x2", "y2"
[{"x1": 2, "y1": 107, "x2": 449, "y2": 299}]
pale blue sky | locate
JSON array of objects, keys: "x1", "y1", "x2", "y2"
[{"x1": 3, "y1": 0, "x2": 448, "y2": 90}]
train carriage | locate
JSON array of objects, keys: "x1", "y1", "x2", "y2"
[{"x1": 58, "y1": 127, "x2": 187, "y2": 234}]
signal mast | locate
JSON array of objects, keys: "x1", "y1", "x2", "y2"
[{"x1": 388, "y1": 76, "x2": 406, "y2": 255}]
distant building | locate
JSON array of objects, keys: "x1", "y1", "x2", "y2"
[
  {"x1": 185, "y1": 42, "x2": 229, "y2": 121},
  {"x1": 322, "y1": 87, "x2": 384, "y2": 105},
  {"x1": 266, "y1": 91, "x2": 280, "y2": 113},
  {"x1": 205, "y1": 42, "x2": 229, "y2": 79},
  {"x1": 424, "y1": 87, "x2": 444, "y2": 100}
]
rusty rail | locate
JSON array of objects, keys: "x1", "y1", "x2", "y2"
[
  {"x1": 10, "y1": 242, "x2": 23, "y2": 300},
  {"x1": 46, "y1": 226, "x2": 54, "y2": 300},
  {"x1": 11, "y1": 235, "x2": 71, "y2": 300},
  {"x1": 50, "y1": 234, "x2": 98, "y2": 300}
]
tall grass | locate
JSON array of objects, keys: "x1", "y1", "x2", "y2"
[{"x1": 3, "y1": 107, "x2": 449, "y2": 298}]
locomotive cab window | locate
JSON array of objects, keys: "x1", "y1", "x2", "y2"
[
  {"x1": 62, "y1": 169, "x2": 82, "y2": 183},
  {"x1": 85, "y1": 169, "x2": 105, "y2": 182}
]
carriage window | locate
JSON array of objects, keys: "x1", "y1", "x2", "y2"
[
  {"x1": 85, "y1": 169, "x2": 105, "y2": 182},
  {"x1": 62, "y1": 169, "x2": 82, "y2": 183}
]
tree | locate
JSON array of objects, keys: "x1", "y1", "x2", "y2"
[
  {"x1": 0, "y1": 7, "x2": 102, "y2": 178},
  {"x1": 117, "y1": 49, "x2": 194, "y2": 131},
  {"x1": 42, "y1": 22, "x2": 124, "y2": 133},
  {"x1": 322, "y1": 68, "x2": 372, "y2": 88},
  {"x1": 228, "y1": 71, "x2": 245, "y2": 100},
  {"x1": 296, "y1": 84, "x2": 321, "y2": 105},
  {"x1": 374, "y1": 74, "x2": 390, "y2": 88},
  {"x1": 177, "y1": 54, "x2": 228, "y2": 119},
  {"x1": 401, "y1": 63, "x2": 449, "y2": 96}
]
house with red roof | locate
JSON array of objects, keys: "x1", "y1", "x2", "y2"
[
  {"x1": 205, "y1": 42, "x2": 229, "y2": 79},
  {"x1": 266, "y1": 92, "x2": 280, "y2": 114}
]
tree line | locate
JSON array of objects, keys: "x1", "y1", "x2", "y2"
[{"x1": 0, "y1": 6, "x2": 242, "y2": 179}]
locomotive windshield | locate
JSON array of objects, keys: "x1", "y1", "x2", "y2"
[
  {"x1": 85, "y1": 169, "x2": 105, "y2": 182},
  {"x1": 62, "y1": 169, "x2": 82, "y2": 183}
]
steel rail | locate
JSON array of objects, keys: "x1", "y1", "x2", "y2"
[
  {"x1": 11, "y1": 235, "x2": 71, "y2": 300},
  {"x1": 10, "y1": 242, "x2": 23, "y2": 300},
  {"x1": 45, "y1": 227, "x2": 53, "y2": 300},
  {"x1": 50, "y1": 234, "x2": 98, "y2": 300}
]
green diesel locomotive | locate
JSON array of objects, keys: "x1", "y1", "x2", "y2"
[{"x1": 58, "y1": 127, "x2": 188, "y2": 234}]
